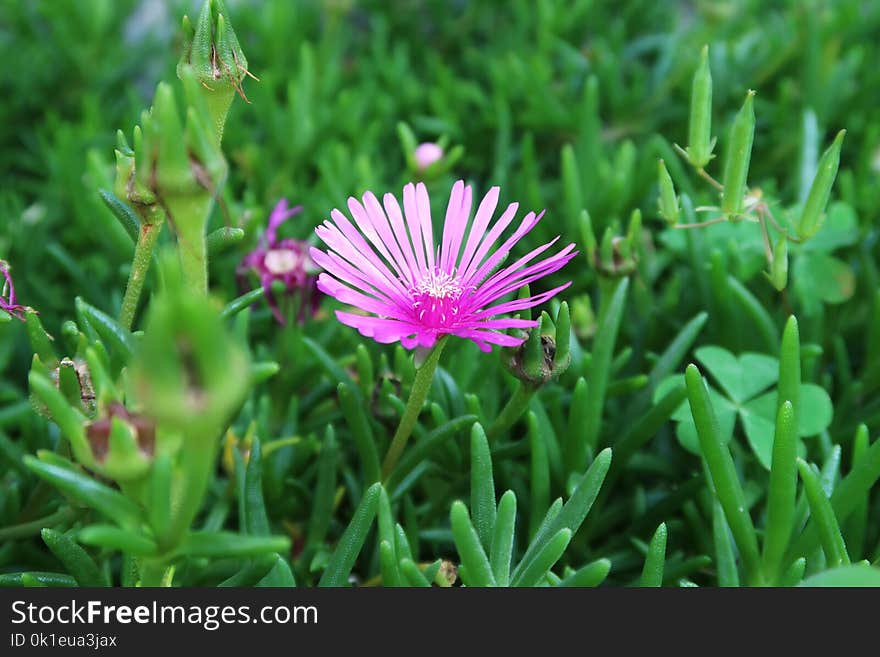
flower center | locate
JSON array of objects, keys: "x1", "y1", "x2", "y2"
[
  {"x1": 264, "y1": 249, "x2": 301, "y2": 275},
  {"x1": 410, "y1": 269, "x2": 463, "y2": 328}
]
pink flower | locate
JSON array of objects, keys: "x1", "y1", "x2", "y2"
[
  {"x1": 1, "y1": 260, "x2": 26, "y2": 321},
  {"x1": 238, "y1": 199, "x2": 320, "y2": 325},
  {"x1": 414, "y1": 142, "x2": 444, "y2": 170},
  {"x1": 311, "y1": 181, "x2": 577, "y2": 352}
]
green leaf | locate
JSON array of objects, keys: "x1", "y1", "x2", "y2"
[
  {"x1": 450, "y1": 500, "x2": 496, "y2": 587},
  {"x1": 318, "y1": 482, "x2": 381, "y2": 587},
  {"x1": 695, "y1": 346, "x2": 777, "y2": 403},
  {"x1": 337, "y1": 382, "x2": 381, "y2": 484},
  {"x1": 0, "y1": 572, "x2": 77, "y2": 588},
  {"x1": 512, "y1": 529, "x2": 572, "y2": 587},
  {"x1": 794, "y1": 253, "x2": 855, "y2": 305},
  {"x1": 221, "y1": 288, "x2": 265, "y2": 319},
  {"x1": 797, "y1": 459, "x2": 849, "y2": 567},
  {"x1": 762, "y1": 401, "x2": 798, "y2": 583},
  {"x1": 490, "y1": 490, "x2": 517, "y2": 587},
  {"x1": 399, "y1": 558, "x2": 432, "y2": 587},
  {"x1": 558, "y1": 559, "x2": 611, "y2": 587},
  {"x1": 41, "y1": 529, "x2": 108, "y2": 587},
  {"x1": 712, "y1": 500, "x2": 739, "y2": 586},
  {"x1": 527, "y1": 411, "x2": 550, "y2": 538},
  {"x1": 685, "y1": 364, "x2": 761, "y2": 583},
  {"x1": 178, "y1": 531, "x2": 290, "y2": 558},
  {"x1": 78, "y1": 525, "x2": 157, "y2": 556},
  {"x1": 470, "y1": 423, "x2": 496, "y2": 551},
  {"x1": 307, "y1": 426, "x2": 338, "y2": 549},
  {"x1": 640, "y1": 523, "x2": 667, "y2": 587},
  {"x1": 580, "y1": 278, "x2": 628, "y2": 459},
  {"x1": 24, "y1": 455, "x2": 144, "y2": 530},
  {"x1": 800, "y1": 564, "x2": 880, "y2": 587},
  {"x1": 514, "y1": 449, "x2": 611, "y2": 582},
  {"x1": 243, "y1": 436, "x2": 270, "y2": 536},
  {"x1": 74, "y1": 297, "x2": 135, "y2": 363}
]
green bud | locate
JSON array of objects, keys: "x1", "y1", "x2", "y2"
[
  {"x1": 578, "y1": 210, "x2": 597, "y2": 264},
  {"x1": 797, "y1": 129, "x2": 845, "y2": 240},
  {"x1": 686, "y1": 45, "x2": 714, "y2": 168},
  {"x1": 131, "y1": 253, "x2": 249, "y2": 442},
  {"x1": 522, "y1": 313, "x2": 550, "y2": 381},
  {"x1": 553, "y1": 302, "x2": 571, "y2": 373},
  {"x1": 766, "y1": 236, "x2": 789, "y2": 291},
  {"x1": 657, "y1": 159, "x2": 679, "y2": 225},
  {"x1": 505, "y1": 307, "x2": 571, "y2": 387},
  {"x1": 152, "y1": 83, "x2": 191, "y2": 197},
  {"x1": 569, "y1": 294, "x2": 596, "y2": 340},
  {"x1": 177, "y1": 0, "x2": 251, "y2": 141},
  {"x1": 25, "y1": 309, "x2": 56, "y2": 367},
  {"x1": 587, "y1": 212, "x2": 641, "y2": 278},
  {"x1": 721, "y1": 90, "x2": 756, "y2": 218}
]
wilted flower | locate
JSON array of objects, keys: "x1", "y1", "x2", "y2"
[
  {"x1": 1, "y1": 260, "x2": 26, "y2": 321},
  {"x1": 414, "y1": 142, "x2": 444, "y2": 171},
  {"x1": 238, "y1": 199, "x2": 320, "y2": 324},
  {"x1": 311, "y1": 181, "x2": 576, "y2": 352}
]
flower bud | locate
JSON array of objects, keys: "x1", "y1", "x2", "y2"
[
  {"x1": 686, "y1": 45, "x2": 714, "y2": 169},
  {"x1": 797, "y1": 129, "x2": 845, "y2": 240},
  {"x1": 657, "y1": 159, "x2": 679, "y2": 225},
  {"x1": 177, "y1": 0, "x2": 251, "y2": 141},
  {"x1": 766, "y1": 236, "x2": 788, "y2": 291},
  {"x1": 583, "y1": 210, "x2": 641, "y2": 277},
  {"x1": 721, "y1": 90, "x2": 756, "y2": 218},
  {"x1": 504, "y1": 303, "x2": 571, "y2": 387}
]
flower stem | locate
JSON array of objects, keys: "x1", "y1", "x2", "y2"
[
  {"x1": 137, "y1": 559, "x2": 171, "y2": 587},
  {"x1": 119, "y1": 221, "x2": 162, "y2": 330},
  {"x1": 486, "y1": 383, "x2": 535, "y2": 441},
  {"x1": 167, "y1": 195, "x2": 212, "y2": 296},
  {"x1": 381, "y1": 337, "x2": 447, "y2": 480}
]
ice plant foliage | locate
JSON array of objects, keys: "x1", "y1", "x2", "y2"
[
  {"x1": 1, "y1": 260, "x2": 26, "y2": 320},
  {"x1": 311, "y1": 181, "x2": 577, "y2": 351},
  {"x1": 238, "y1": 199, "x2": 320, "y2": 324}
]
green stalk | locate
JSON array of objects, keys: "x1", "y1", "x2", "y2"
[
  {"x1": 119, "y1": 221, "x2": 163, "y2": 330},
  {"x1": 381, "y1": 337, "x2": 447, "y2": 479},
  {"x1": 137, "y1": 559, "x2": 171, "y2": 587},
  {"x1": 167, "y1": 195, "x2": 212, "y2": 296},
  {"x1": 486, "y1": 383, "x2": 534, "y2": 441}
]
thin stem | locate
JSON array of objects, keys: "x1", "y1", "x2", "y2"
[
  {"x1": 486, "y1": 383, "x2": 535, "y2": 441},
  {"x1": 757, "y1": 212, "x2": 773, "y2": 263},
  {"x1": 119, "y1": 221, "x2": 162, "y2": 330},
  {"x1": 674, "y1": 217, "x2": 728, "y2": 230},
  {"x1": 697, "y1": 167, "x2": 724, "y2": 191},
  {"x1": 381, "y1": 337, "x2": 448, "y2": 480}
]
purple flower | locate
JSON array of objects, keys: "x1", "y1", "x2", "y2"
[
  {"x1": 1, "y1": 260, "x2": 26, "y2": 321},
  {"x1": 238, "y1": 199, "x2": 320, "y2": 325},
  {"x1": 311, "y1": 180, "x2": 577, "y2": 352}
]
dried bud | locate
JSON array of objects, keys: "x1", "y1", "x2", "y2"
[{"x1": 505, "y1": 303, "x2": 571, "y2": 387}]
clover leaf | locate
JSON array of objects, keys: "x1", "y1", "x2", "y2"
[{"x1": 655, "y1": 345, "x2": 833, "y2": 469}]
